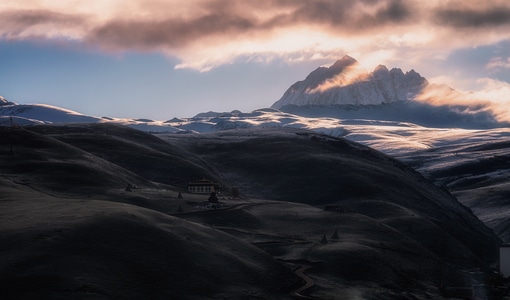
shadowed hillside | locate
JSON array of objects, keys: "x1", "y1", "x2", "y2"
[
  {"x1": 0, "y1": 124, "x2": 503, "y2": 299},
  {"x1": 0, "y1": 124, "x2": 221, "y2": 193},
  {"x1": 162, "y1": 128, "x2": 500, "y2": 270},
  {"x1": 0, "y1": 180, "x2": 297, "y2": 300},
  {"x1": 0, "y1": 126, "x2": 152, "y2": 194}
]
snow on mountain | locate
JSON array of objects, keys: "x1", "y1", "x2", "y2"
[
  {"x1": 269, "y1": 56, "x2": 507, "y2": 128},
  {"x1": 154, "y1": 108, "x2": 436, "y2": 152},
  {"x1": 0, "y1": 96, "x2": 14, "y2": 106},
  {"x1": 271, "y1": 55, "x2": 428, "y2": 109},
  {"x1": 0, "y1": 116, "x2": 46, "y2": 126},
  {"x1": 0, "y1": 96, "x2": 182, "y2": 133},
  {"x1": 0, "y1": 100, "x2": 101, "y2": 124},
  {"x1": 2, "y1": 92, "x2": 503, "y2": 154}
]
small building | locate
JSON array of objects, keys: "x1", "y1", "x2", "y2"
[
  {"x1": 500, "y1": 244, "x2": 510, "y2": 278},
  {"x1": 188, "y1": 179, "x2": 221, "y2": 194}
]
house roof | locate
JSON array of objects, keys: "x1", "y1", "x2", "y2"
[{"x1": 188, "y1": 179, "x2": 219, "y2": 186}]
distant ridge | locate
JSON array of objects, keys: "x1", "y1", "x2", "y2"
[
  {"x1": 0, "y1": 96, "x2": 183, "y2": 133},
  {"x1": 0, "y1": 96, "x2": 14, "y2": 106},
  {"x1": 271, "y1": 55, "x2": 428, "y2": 109}
]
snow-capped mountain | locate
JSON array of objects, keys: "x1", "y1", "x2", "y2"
[
  {"x1": 271, "y1": 55, "x2": 428, "y2": 109},
  {"x1": 0, "y1": 103, "x2": 101, "y2": 124},
  {"x1": 269, "y1": 55, "x2": 505, "y2": 128}
]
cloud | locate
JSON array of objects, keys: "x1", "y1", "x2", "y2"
[
  {"x1": 434, "y1": 2, "x2": 510, "y2": 28},
  {"x1": 487, "y1": 57, "x2": 510, "y2": 71},
  {"x1": 471, "y1": 78, "x2": 510, "y2": 122},
  {"x1": 0, "y1": 0, "x2": 509, "y2": 71},
  {"x1": 89, "y1": 13, "x2": 258, "y2": 50},
  {"x1": 271, "y1": 0, "x2": 415, "y2": 32},
  {"x1": 306, "y1": 63, "x2": 371, "y2": 93},
  {"x1": 416, "y1": 78, "x2": 510, "y2": 123},
  {"x1": 0, "y1": 9, "x2": 88, "y2": 39}
]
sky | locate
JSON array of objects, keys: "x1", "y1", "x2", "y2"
[{"x1": 0, "y1": 0, "x2": 510, "y2": 120}]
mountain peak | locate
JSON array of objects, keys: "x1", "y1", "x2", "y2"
[
  {"x1": 271, "y1": 56, "x2": 428, "y2": 109},
  {"x1": 330, "y1": 55, "x2": 359, "y2": 70},
  {"x1": 374, "y1": 65, "x2": 389, "y2": 73}
]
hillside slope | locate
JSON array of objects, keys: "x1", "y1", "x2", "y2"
[
  {"x1": 395, "y1": 131, "x2": 510, "y2": 242},
  {"x1": 0, "y1": 180, "x2": 297, "y2": 299},
  {"x1": 1, "y1": 124, "x2": 220, "y2": 192},
  {"x1": 0, "y1": 124, "x2": 503, "y2": 299},
  {"x1": 162, "y1": 128, "x2": 500, "y2": 269}
]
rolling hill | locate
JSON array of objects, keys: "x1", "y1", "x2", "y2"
[
  {"x1": 0, "y1": 179, "x2": 297, "y2": 300},
  {"x1": 0, "y1": 123, "x2": 503, "y2": 299}
]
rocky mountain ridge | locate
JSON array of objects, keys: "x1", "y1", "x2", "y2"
[{"x1": 272, "y1": 55, "x2": 428, "y2": 109}]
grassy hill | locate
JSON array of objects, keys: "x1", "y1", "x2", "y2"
[
  {"x1": 396, "y1": 134, "x2": 510, "y2": 242},
  {"x1": 162, "y1": 128, "x2": 499, "y2": 267},
  {"x1": 0, "y1": 180, "x2": 297, "y2": 299},
  {"x1": 0, "y1": 124, "x2": 503, "y2": 299},
  {"x1": 26, "y1": 123, "x2": 221, "y2": 188}
]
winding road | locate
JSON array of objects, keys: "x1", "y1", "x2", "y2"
[
  {"x1": 176, "y1": 200, "x2": 318, "y2": 298},
  {"x1": 290, "y1": 266, "x2": 315, "y2": 299}
]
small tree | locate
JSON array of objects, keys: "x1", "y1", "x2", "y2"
[
  {"x1": 321, "y1": 233, "x2": 328, "y2": 244},
  {"x1": 208, "y1": 192, "x2": 218, "y2": 203}
]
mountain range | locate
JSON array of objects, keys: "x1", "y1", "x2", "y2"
[{"x1": 3, "y1": 55, "x2": 505, "y2": 130}]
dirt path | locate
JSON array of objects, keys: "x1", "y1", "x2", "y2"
[
  {"x1": 290, "y1": 266, "x2": 315, "y2": 299},
  {"x1": 175, "y1": 200, "x2": 318, "y2": 298}
]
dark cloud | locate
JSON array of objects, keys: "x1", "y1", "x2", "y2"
[
  {"x1": 376, "y1": 0, "x2": 410, "y2": 23},
  {"x1": 88, "y1": 0, "x2": 416, "y2": 50},
  {"x1": 90, "y1": 13, "x2": 257, "y2": 50},
  {"x1": 272, "y1": 0, "x2": 413, "y2": 31},
  {"x1": 435, "y1": 6, "x2": 510, "y2": 28}
]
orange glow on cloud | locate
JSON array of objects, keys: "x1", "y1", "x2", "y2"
[
  {"x1": 1, "y1": 0, "x2": 509, "y2": 72},
  {"x1": 306, "y1": 64, "x2": 370, "y2": 94},
  {"x1": 416, "y1": 79, "x2": 510, "y2": 122}
]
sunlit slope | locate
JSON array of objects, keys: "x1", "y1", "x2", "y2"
[
  {"x1": 396, "y1": 130, "x2": 510, "y2": 242},
  {"x1": 163, "y1": 128, "x2": 500, "y2": 268},
  {"x1": 3, "y1": 124, "x2": 220, "y2": 190},
  {"x1": 0, "y1": 126, "x2": 152, "y2": 193},
  {"x1": 0, "y1": 180, "x2": 298, "y2": 299}
]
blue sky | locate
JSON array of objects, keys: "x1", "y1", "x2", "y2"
[
  {"x1": 1, "y1": 1, "x2": 510, "y2": 120},
  {"x1": 0, "y1": 40, "x2": 331, "y2": 119}
]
